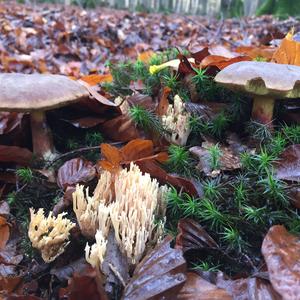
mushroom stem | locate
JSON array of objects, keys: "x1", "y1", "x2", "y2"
[
  {"x1": 251, "y1": 96, "x2": 275, "y2": 125},
  {"x1": 30, "y1": 111, "x2": 56, "y2": 160}
]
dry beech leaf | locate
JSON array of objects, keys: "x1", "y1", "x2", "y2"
[
  {"x1": 136, "y1": 160, "x2": 199, "y2": 196},
  {"x1": 63, "y1": 116, "x2": 106, "y2": 128},
  {"x1": 216, "y1": 272, "x2": 281, "y2": 300},
  {"x1": 156, "y1": 86, "x2": 171, "y2": 116},
  {"x1": 137, "y1": 50, "x2": 154, "y2": 63},
  {"x1": 0, "y1": 276, "x2": 23, "y2": 295},
  {"x1": 79, "y1": 74, "x2": 113, "y2": 86},
  {"x1": 178, "y1": 272, "x2": 232, "y2": 300},
  {"x1": 175, "y1": 219, "x2": 218, "y2": 253},
  {"x1": 200, "y1": 55, "x2": 251, "y2": 70},
  {"x1": 0, "y1": 216, "x2": 9, "y2": 250},
  {"x1": 59, "y1": 265, "x2": 108, "y2": 300},
  {"x1": 272, "y1": 31, "x2": 300, "y2": 66},
  {"x1": 236, "y1": 46, "x2": 275, "y2": 60},
  {"x1": 101, "y1": 114, "x2": 141, "y2": 142},
  {"x1": 120, "y1": 139, "x2": 153, "y2": 162},
  {"x1": 0, "y1": 145, "x2": 33, "y2": 166},
  {"x1": 274, "y1": 144, "x2": 300, "y2": 182},
  {"x1": 57, "y1": 158, "x2": 96, "y2": 190},
  {"x1": 262, "y1": 225, "x2": 300, "y2": 300},
  {"x1": 123, "y1": 236, "x2": 186, "y2": 300}
]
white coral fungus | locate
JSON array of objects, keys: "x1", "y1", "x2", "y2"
[
  {"x1": 162, "y1": 94, "x2": 191, "y2": 145},
  {"x1": 28, "y1": 208, "x2": 75, "y2": 262},
  {"x1": 73, "y1": 163, "x2": 168, "y2": 265}
]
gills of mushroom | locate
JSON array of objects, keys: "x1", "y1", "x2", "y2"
[
  {"x1": 214, "y1": 61, "x2": 300, "y2": 125},
  {"x1": 251, "y1": 96, "x2": 275, "y2": 124}
]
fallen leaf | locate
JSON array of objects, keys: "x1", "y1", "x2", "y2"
[
  {"x1": 79, "y1": 74, "x2": 113, "y2": 86},
  {"x1": 156, "y1": 87, "x2": 171, "y2": 116},
  {"x1": 0, "y1": 145, "x2": 33, "y2": 166},
  {"x1": 178, "y1": 272, "x2": 232, "y2": 300},
  {"x1": 136, "y1": 160, "x2": 200, "y2": 196},
  {"x1": 272, "y1": 30, "x2": 300, "y2": 66},
  {"x1": 57, "y1": 158, "x2": 96, "y2": 190},
  {"x1": 216, "y1": 272, "x2": 281, "y2": 300},
  {"x1": 262, "y1": 225, "x2": 300, "y2": 299},
  {"x1": 175, "y1": 219, "x2": 218, "y2": 253},
  {"x1": 123, "y1": 236, "x2": 186, "y2": 300},
  {"x1": 59, "y1": 265, "x2": 108, "y2": 300},
  {"x1": 0, "y1": 216, "x2": 9, "y2": 250},
  {"x1": 274, "y1": 144, "x2": 300, "y2": 182},
  {"x1": 200, "y1": 55, "x2": 251, "y2": 70},
  {"x1": 101, "y1": 114, "x2": 141, "y2": 142},
  {"x1": 236, "y1": 46, "x2": 275, "y2": 60}
]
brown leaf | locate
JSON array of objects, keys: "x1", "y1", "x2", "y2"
[
  {"x1": 201, "y1": 55, "x2": 251, "y2": 70},
  {"x1": 79, "y1": 74, "x2": 113, "y2": 86},
  {"x1": 236, "y1": 46, "x2": 275, "y2": 60},
  {"x1": 101, "y1": 115, "x2": 141, "y2": 142},
  {"x1": 178, "y1": 272, "x2": 232, "y2": 300},
  {"x1": 262, "y1": 225, "x2": 300, "y2": 299},
  {"x1": 274, "y1": 144, "x2": 300, "y2": 182},
  {"x1": 0, "y1": 145, "x2": 33, "y2": 166},
  {"x1": 57, "y1": 158, "x2": 96, "y2": 190},
  {"x1": 272, "y1": 30, "x2": 300, "y2": 66},
  {"x1": 156, "y1": 86, "x2": 171, "y2": 116},
  {"x1": 0, "y1": 276, "x2": 23, "y2": 295},
  {"x1": 191, "y1": 47, "x2": 210, "y2": 64},
  {"x1": 216, "y1": 272, "x2": 281, "y2": 300},
  {"x1": 0, "y1": 216, "x2": 9, "y2": 250},
  {"x1": 77, "y1": 80, "x2": 117, "y2": 107},
  {"x1": 123, "y1": 236, "x2": 186, "y2": 300},
  {"x1": 63, "y1": 116, "x2": 106, "y2": 128},
  {"x1": 59, "y1": 265, "x2": 108, "y2": 300},
  {"x1": 120, "y1": 139, "x2": 153, "y2": 162},
  {"x1": 101, "y1": 144, "x2": 122, "y2": 167},
  {"x1": 136, "y1": 160, "x2": 200, "y2": 196},
  {"x1": 175, "y1": 219, "x2": 218, "y2": 253}
]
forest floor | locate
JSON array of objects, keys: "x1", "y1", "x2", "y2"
[{"x1": 1, "y1": 2, "x2": 300, "y2": 300}]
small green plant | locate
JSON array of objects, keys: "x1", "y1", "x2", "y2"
[
  {"x1": 85, "y1": 132, "x2": 104, "y2": 146},
  {"x1": 199, "y1": 198, "x2": 230, "y2": 230},
  {"x1": 253, "y1": 148, "x2": 277, "y2": 173},
  {"x1": 7, "y1": 192, "x2": 17, "y2": 206},
  {"x1": 282, "y1": 124, "x2": 300, "y2": 144},
  {"x1": 221, "y1": 227, "x2": 245, "y2": 252},
  {"x1": 66, "y1": 139, "x2": 80, "y2": 150},
  {"x1": 181, "y1": 194, "x2": 201, "y2": 218},
  {"x1": 210, "y1": 112, "x2": 231, "y2": 138},
  {"x1": 166, "y1": 187, "x2": 184, "y2": 218},
  {"x1": 233, "y1": 180, "x2": 248, "y2": 209},
  {"x1": 129, "y1": 105, "x2": 164, "y2": 134},
  {"x1": 259, "y1": 171, "x2": 289, "y2": 207},
  {"x1": 268, "y1": 133, "x2": 286, "y2": 157},
  {"x1": 191, "y1": 261, "x2": 220, "y2": 272},
  {"x1": 133, "y1": 60, "x2": 148, "y2": 80},
  {"x1": 167, "y1": 145, "x2": 192, "y2": 175},
  {"x1": 203, "y1": 179, "x2": 223, "y2": 201},
  {"x1": 16, "y1": 168, "x2": 33, "y2": 184},
  {"x1": 208, "y1": 144, "x2": 222, "y2": 170},
  {"x1": 192, "y1": 68, "x2": 209, "y2": 87},
  {"x1": 246, "y1": 120, "x2": 273, "y2": 142},
  {"x1": 162, "y1": 73, "x2": 179, "y2": 90},
  {"x1": 242, "y1": 205, "x2": 266, "y2": 225},
  {"x1": 240, "y1": 151, "x2": 254, "y2": 170}
]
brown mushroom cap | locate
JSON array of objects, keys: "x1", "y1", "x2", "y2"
[
  {"x1": 214, "y1": 61, "x2": 300, "y2": 98},
  {"x1": 0, "y1": 73, "x2": 89, "y2": 112}
]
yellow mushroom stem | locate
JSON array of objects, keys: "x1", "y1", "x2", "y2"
[
  {"x1": 251, "y1": 96, "x2": 275, "y2": 125},
  {"x1": 30, "y1": 111, "x2": 56, "y2": 160}
]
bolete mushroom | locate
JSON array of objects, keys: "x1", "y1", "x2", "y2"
[
  {"x1": 0, "y1": 73, "x2": 89, "y2": 160},
  {"x1": 214, "y1": 61, "x2": 300, "y2": 125}
]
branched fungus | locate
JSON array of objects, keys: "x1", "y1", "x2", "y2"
[
  {"x1": 73, "y1": 163, "x2": 168, "y2": 266},
  {"x1": 28, "y1": 208, "x2": 75, "y2": 262},
  {"x1": 162, "y1": 95, "x2": 191, "y2": 145},
  {"x1": 85, "y1": 230, "x2": 107, "y2": 269}
]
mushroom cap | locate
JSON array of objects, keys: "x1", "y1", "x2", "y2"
[
  {"x1": 0, "y1": 73, "x2": 89, "y2": 112},
  {"x1": 214, "y1": 61, "x2": 300, "y2": 98}
]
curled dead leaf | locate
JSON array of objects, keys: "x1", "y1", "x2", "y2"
[{"x1": 262, "y1": 225, "x2": 300, "y2": 300}]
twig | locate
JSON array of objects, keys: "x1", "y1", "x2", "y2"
[
  {"x1": 109, "y1": 263, "x2": 126, "y2": 287},
  {"x1": 45, "y1": 142, "x2": 124, "y2": 168}
]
